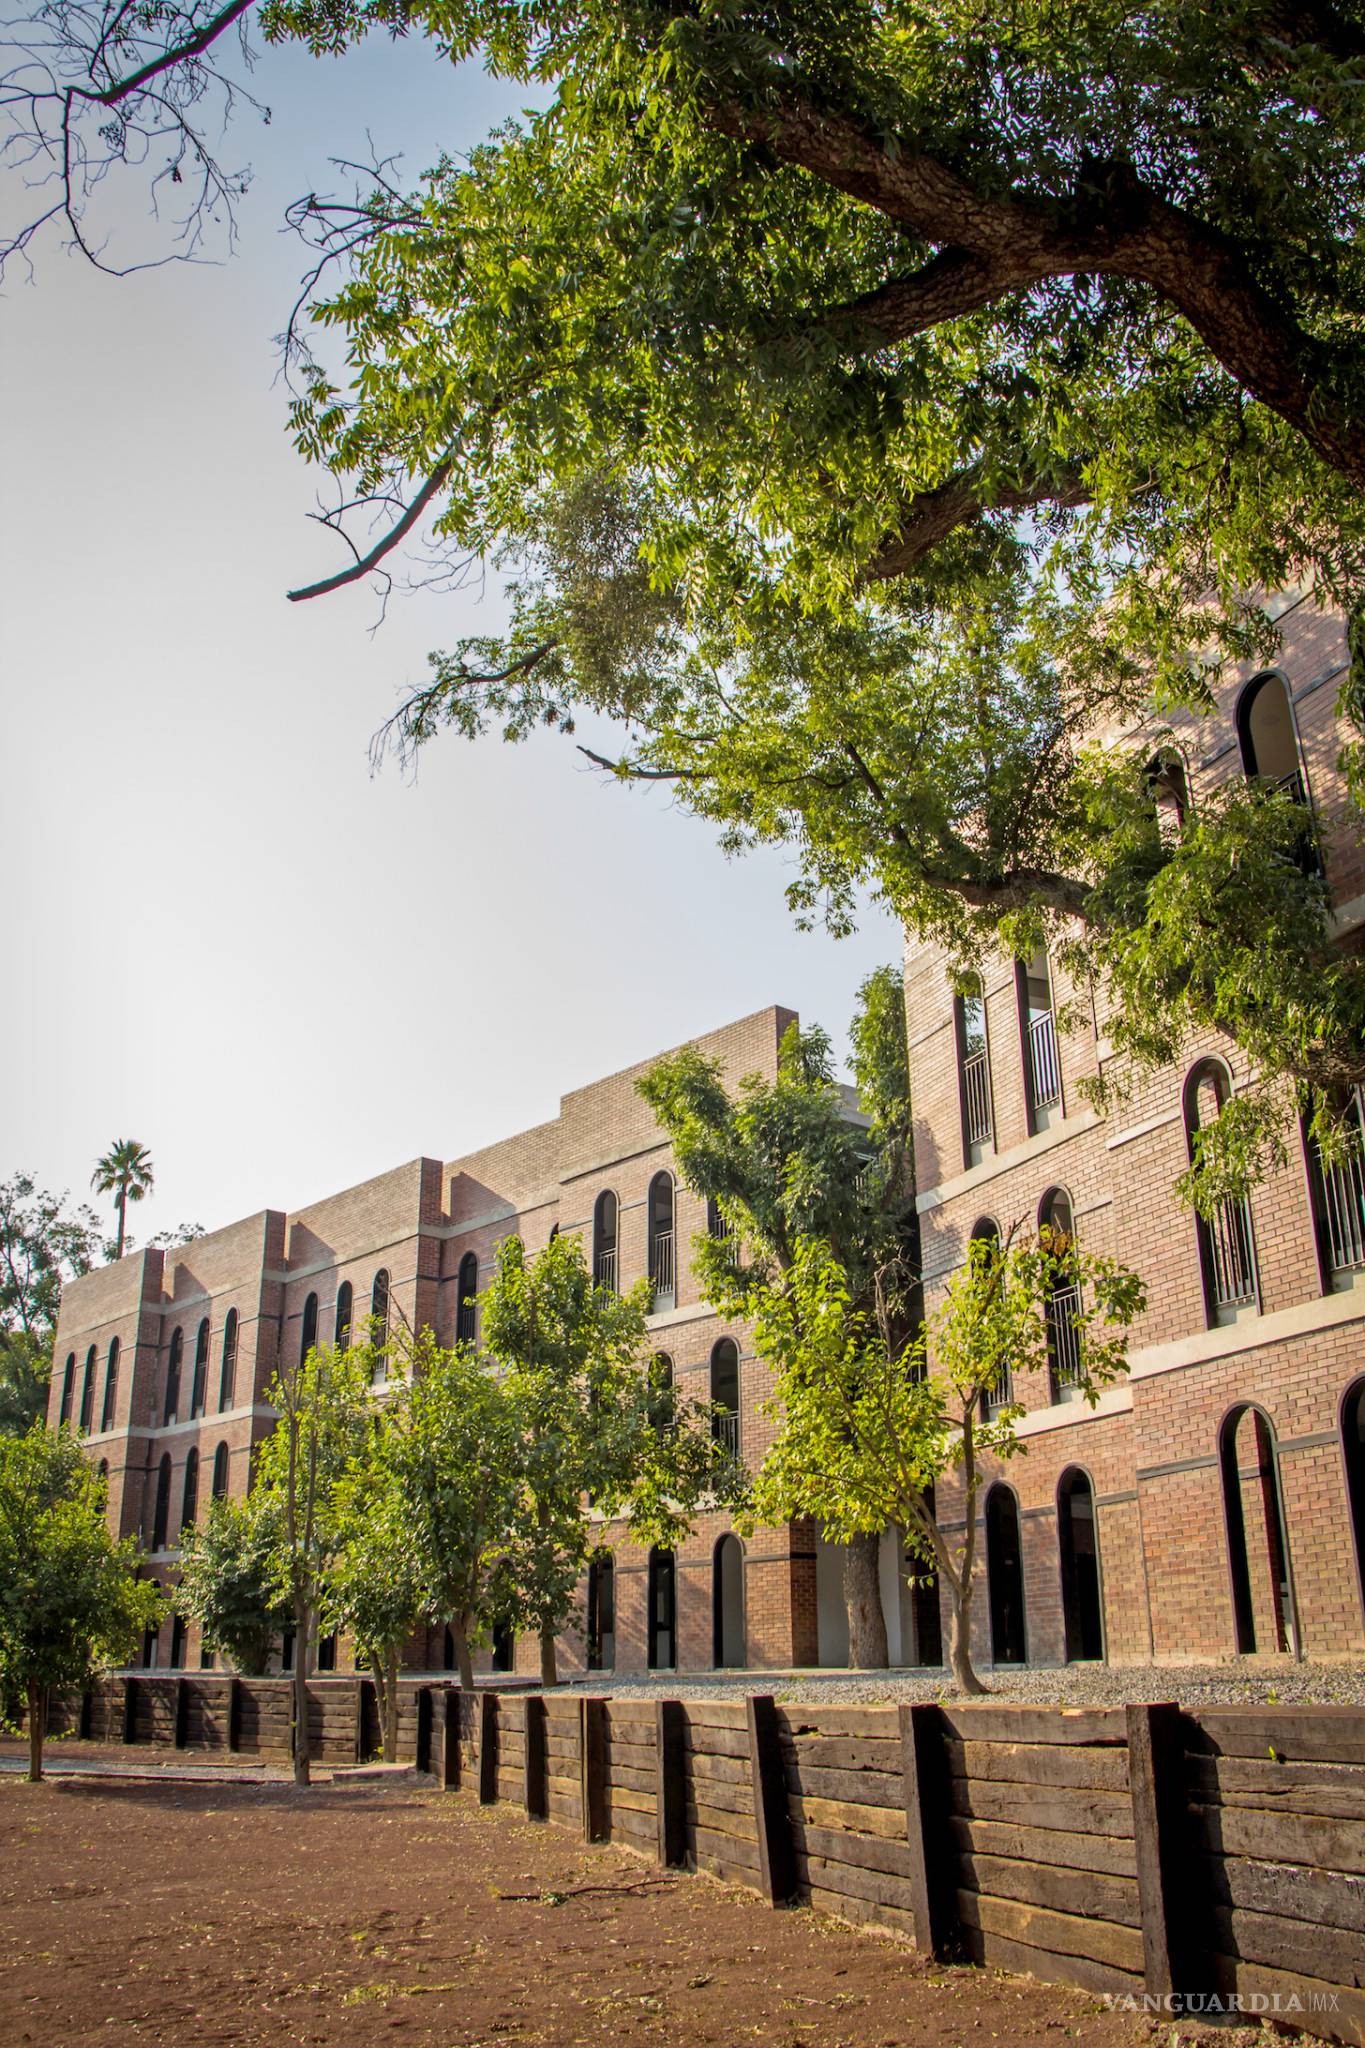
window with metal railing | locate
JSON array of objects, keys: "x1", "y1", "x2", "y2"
[
  {"x1": 1040, "y1": 1188, "x2": 1083, "y2": 1401},
  {"x1": 956, "y1": 980, "x2": 993, "y2": 1163},
  {"x1": 1309, "y1": 1090, "x2": 1365, "y2": 1287},
  {"x1": 648, "y1": 1172, "x2": 675, "y2": 1309},
  {"x1": 456, "y1": 1252, "x2": 479, "y2": 1342},
  {"x1": 1185, "y1": 1061, "x2": 1260, "y2": 1325},
  {"x1": 1019, "y1": 949, "x2": 1061, "y2": 1124},
  {"x1": 710, "y1": 1336, "x2": 740, "y2": 1455},
  {"x1": 593, "y1": 1191, "x2": 619, "y2": 1293}
]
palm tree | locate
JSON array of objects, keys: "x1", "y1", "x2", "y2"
[{"x1": 91, "y1": 1141, "x2": 155, "y2": 1261}]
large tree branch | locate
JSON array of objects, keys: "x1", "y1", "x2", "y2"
[
  {"x1": 287, "y1": 460, "x2": 453, "y2": 602},
  {"x1": 712, "y1": 96, "x2": 1365, "y2": 484},
  {"x1": 79, "y1": 0, "x2": 255, "y2": 107},
  {"x1": 863, "y1": 465, "x2": 1089, "y2": 581}
]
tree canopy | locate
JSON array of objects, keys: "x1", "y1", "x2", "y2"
[
  {"x1": 0, "y1": 1176, "x2": 106, "y2": 1436},
  {"x1": 7, "y1": 1, "x2": 1365, "y2": 1191}
]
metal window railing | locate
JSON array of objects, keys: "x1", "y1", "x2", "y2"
[
  {"x1": 1320, "y1": 1128, "x2": 1365, "y2": 1275},
  {"x1": 962, "y1": 1049, "x2": 993, "y2": 1145},
  {"x1": 1029, "y1": 1010, "x2": 1062, "y2": 1111},
  {"x1": 984, "y1": 1363, "x2": 1014, "y2": 1414},
  {"x1": 650, "y1": 1228, "x2": 675, "y2": 1303},
  {"x1": 456, "y1": 1298, "x2": 478, "y2": 1343},
  {"x1": 712, "y1": 1407, "x2": 740, "y2": 1456},
  {"x1": 1047, "y1": 1282, "x2": 1083, "y2": 1395},
  {"x1": 1206, "y1": 1196, "x2": 1258, "y2": 1309},
  {"x1": 595, "y1": 1245, "x2": 618, "y2": 1294}
]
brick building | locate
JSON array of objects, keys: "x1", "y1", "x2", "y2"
[
  {"x1": 909, "y1": 590, "x2": 1365, "y2": 1670},
  {"x1": 48, "y1": 589, "x2": 1365, "y2": 1676}
]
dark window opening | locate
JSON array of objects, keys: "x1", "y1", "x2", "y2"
[
  {"x1": 648, "y1": 1172, "x2": 675, "y2": 1309},
  {"x1": 79, "y1": 1345, "x2": 96, "y2": 1434},
  {"x1": 335, "y1": 1281, "x2": 353, "y2": 1351},
  {"x1": 1058, "y1": 1468, "x2": 1104, "y2": 1661},
  {"x1": 191, "y1": 1317, "x2": 209, "y2": 1417},
  {"x1": 212, "y1": 1442, "x2": 230, "y2": 1500},
  {"x1": 1185, "y1": 1062, "x2": 1259, "y2": 1325},
  {"x1": 593, "y1": 1191, "x2": 618, "y2": 1293},
  {"x1": 181, "y1": 1448, "x2": 199, "y2": 1536},
  {"x1": 1221, "y1": 1404, "x2": 1296, "y2": 1656},
  {"x1": 58, "y1": 1354, "x2": 75, "y2": 1426},
  {"x1": 317, "y1": 1630, "x2": 337, "y2": 1671},
  {"x1": 712, "y1": 1534, "x2": 745, "y2": 1669},
  {"x1": 908, "y1": 1486, "x2": 942, "y2": 1666},
  {"x1": 647, "y1": 1548, "x2": 676, "y2": 1671},
  {"x1": 456, "y1": 1252, "x2": 478, "y2": 1343},
  {"x1": 648, "y1": 1352, "x2": 675, "y2": 1437},
  {"x1": 101, "y1": 1336, "x2": 120, "y2": 1432},
  {"x1": 587, "y1": 1551, "x2": 616, "y2": 1672},
  {"x1": 151, "y1": 1453, "x2": 172, "y2": 1551},
  {"x1": 1343, "y1": 1379, "x2": 1365, "y2": 1631},
  {"x1": 1040, "y1": 1187, "x2": 1082, "y2": 1401},
  {"x1": 300, "y1": 1291, "x2": 319, "y2": 1367},
  {"x1": 1308, "y1": 1090, "x2": 1365, "y2": 1288},
  {"x1": 491, "y1": 1622, "x2": 514, "y2": 1673},
  {"x1": 1018, "y1": 948, "x2": 1061, "y2": 1129},
  {"x1": 710, "y1": 1337, "x2": 740, "y2": 1457},
  {"x1": 169, "y1": 1615, "x2": 186, "y2": 1669},
  {"x1": 218, "y1": 1309, "x2": 238, "y2": 1411},
  {"x1": 955, "y1": 978, "x2": 993, "y2": 1164},
  {"x1": 164, "y1": 1328, "x2": 183, "y2": 1426},
  {"x1": 371, "y1": 1270, "x2": 390, "y2": 1382},
  {"x1": 985, "y1": 1483, "x2": 1026, "y2": 1664}
]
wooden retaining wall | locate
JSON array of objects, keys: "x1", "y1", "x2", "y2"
[{"x1": 49, "y1": 1682, "x2": 1365, "y2": 2043}]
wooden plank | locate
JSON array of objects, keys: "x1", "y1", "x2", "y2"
[
  {"x1": 479, "y1": 1690, "x2": 499, "y2": 1805},
  {"x1": 1197, "y1": 1804, "x2": 1365, "y2": 1878},
  {"x1": 1190, "y1": 1709, "x2": 1365, "y2": 1767},
  {"x1": 686, "y1": 1798, "x2": 759, "y2": 1841},
  {"x1": 947, "y1": 1814, "x2": 1137, "y2": 1879},
  {"x1": 1188, "y1": 1754, "x2": 1365, "y2": 1820},
  {"x1": 791, "y1": 1819, "x2": 916, "y2": 1881},
  {"x1": 950, "y1": 1777, "x2": 1135, "y2": 1837},
  {"x1": 688, "y1": 1749, "x2": 752, "y2": 1788},
  {"x1": 606, "y1": 1701, "x2": 658, "y2": 1727},
  {"x1": 1205, "y1": 1851, "x2": 1365, "y2": 1934},
  {"x1": 956, "y1": 1888, "x2": 1146, "y2": 1974},
  {"x1": 684, "y1": 1774, "x2": 755, "y2": 1819},
  {"x1": 958, "y1": 1924, "x2": 1144, "y2": 1999},
  {"x1": 582, "y1": 1696, "x2": 609, "y2": 1843},
  {"x1": 1210, "y1": 1902, "x2": 1365, "y2": 1983},
  {"x1": 685, "y1": 1701, "x2": 752, "y2": 1730},
  {"x1": 1128, "y1": 1700, "x2": 1197, "y2": 2002},
  {"x1": 784, "y1": 1763, "x2": 905, "y2": 1808},
  {"x1": 937, "y1": 1704, "x2": 1128, "y2": 1748},
  {"x1": 778, "y1": 1736, "x2": 904, "y2": 1772},
  {"x1": 958, "y1": 1850, "x2": 1140, "y2": 1929},
  {"x1": 790, "y1": 1793, "x2": 906, "y2": 1842},
  {"x1": 946, "y1": 1737, "x2": 1129, "y2": 1792},
  {"x1": 524, "y1": 1694, "x2": 546, "y2": 1818},
  {"x1": 777, "y1": 1708, "x2": 900, "y2": 1741},
  {"x1": 804, "y1": 1880, "x2": 917, "y2": 1942},
  {"x1": 794, "y1": 1849, "x2": 915, "y2": 1915},
  {"x1": 657, "y1": 1701, "x2": 686, "y2": 1869},
  {"x1": 682, "y1": 1724, "x2": 752, "y2": 1761},
  {"x1": 1210, "y1": 1950, "x2": 1365, "y2": 2045},
  {"x1": 900, "y1": 1701, "x2": 955, "y2": 1960},
  {"x1": 607, "y1": 1760, "x2": 657, "y2": 1796},
  {"x1": 748, "y1": 1695, "x2": 797, "y2": 1907}
]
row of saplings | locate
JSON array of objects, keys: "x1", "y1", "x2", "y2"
[{"x1": 0, "y1": 974, "x2": 1146, "y2": 1785}]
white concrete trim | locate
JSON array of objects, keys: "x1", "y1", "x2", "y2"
[
  {"x1": 916, "y1": 1109, "x2": 1102, "y2": 1214},
  {"x1": 1330, "y1": 892, "x2": 1365, "y2": 940},
  {"x1": 1126, "y1": 1285, "x2": 1365, "y2": 1384}
]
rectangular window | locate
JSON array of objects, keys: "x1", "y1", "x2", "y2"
[
  {"x1": 1019, "y1": 949, "x2": 1061, "y2": 1129},
  {"x1": 1310, "y1": 1090, "x2": 1365, "y2": 1289}
]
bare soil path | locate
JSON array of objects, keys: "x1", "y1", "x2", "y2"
[{"x1": 0, "y1": 1752, "x2": 1258, "y2": 2048}]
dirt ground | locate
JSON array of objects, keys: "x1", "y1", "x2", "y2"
[{"x1": 0, "y1": 1747, "x2": 1266, "y2": 2048}]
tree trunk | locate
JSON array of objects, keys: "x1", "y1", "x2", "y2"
[
  {"x1": 384, "y1": 1647, "x2": 400, "y2": 1763},
  {"x1": 843, "y1": 1532, "x2": 889, "y2": 1669},
  {"x1": 115, "y1": 1191, "x2": 126, "y2": 1261},
  {"x1": 26, "y1": 1682, "x2": 45, "y2": 1783},
  {"x1": 292, "y1": 1607, "x2": 312, "y2": 1786},
  {"x1": 539, "y1": 1624, "x2": 558, "y2": 1688},
  {"x1": 451, "y1": 1615, "x2": 476, "y2": 1693},
  {"x1": 946, "y1": 1579, "x2": 988, "y2": 1695}
]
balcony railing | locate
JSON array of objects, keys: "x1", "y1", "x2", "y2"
[
  {"x1": 712, "y1": 1407, "x2": 741, "y2": 1457},
  {"x1": 456, "y1": 1300, "x2": 477, "y2": 1343},
  {"x1": 1206, "y1": 1196, "x2": 1258, "y2": 1310},
  {"x1": 1029, "y1": 1010, "x2": 1062, "y2": 1112},
  {"x1": 594, "y1": 1246, "x2": 618, "y2": 1294},
  {"x1": 984, "y1": 1364, "x2": 1014, "y2": 1415},
  {"x1": 962, "y1": 1049, "x2": 992, "y2": 1146},
  {"x1": 1320, "y1": 1128, "x2": 1365, "y2": 1276},
  {"x1": 650, "y1": 1228, "x2": 675, "y2": 1304},
  {"x1": 1047, "y1": 1282, "x2": 1084, "y2": 1396}
]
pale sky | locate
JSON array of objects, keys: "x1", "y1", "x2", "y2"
[{"x1": 0, "y1": 31, "x2": 901, "y2": 1248}]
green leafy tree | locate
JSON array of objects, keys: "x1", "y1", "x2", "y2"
[
  {"x1": 326, "y1": 1424, "x2": 426, "y2": 1760},
  {"x1": 481, "y1": 1233, "x2": 727, "y2": 1686},
  {"x1": 640, "y1": 966, "x2": 917, "y2": 1667},
  {"x1": 91, "y1": 1141, "x2": 155, "y2": 1262},
  {"x1": 751, "y1": 1225, "x2": 1144, "y2": 1693},
  {"x1": 253, "y1": 1340, "x2": 373, "y2": 1784},
  {"x1": 0, "y1": 1175, "x2": 106, "y2": 1436},
  {"x1": 175, "y1": 1493, "x2": 289, "y2": 1677},
  {"x1": 388, "y1": 1329, "x2": 521, "y2": 1692},
  {"x1": 0, "y1": 1426, "x2": 161, "y2": 1778}
]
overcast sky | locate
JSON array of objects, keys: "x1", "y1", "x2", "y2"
[{"x1": 0, "y1": 31, "x2": 901, "y2": 1248}]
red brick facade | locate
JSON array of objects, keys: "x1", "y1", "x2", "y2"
[{"x1": 909, "y1": 592, "x2": 1365, "y2": 1669}]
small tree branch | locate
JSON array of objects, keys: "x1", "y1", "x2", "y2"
[
  {"x1": 287, "y1": 460, "x2": 454, "y2": 602},
  {"x1": 864, "y1": 467, "x2": 1090, "y2": 582}
]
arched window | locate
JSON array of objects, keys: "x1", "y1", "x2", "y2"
[
  {"x1": 169, "y1": 1615, "x2": 186, "y2": 1670},
  {"x1": 370, "y1": 1270, "x2": 390, "y2": 1384},
  {"x1": 593, "y1": 1191, "x2": 618, "y2": 1292},
  {"x1": 1306, "y1": 1089, "x2": 1365, "y2": 1290},
  {"x1": 706, "y1": 1196, "x2": 735, "y2": 1247},
  {"x1": 908, "y1": 1485, "x2": 942, "y2": 1667},
  {"x1": 647, "y1": 1547, "x2": 676, "y2": 1670},
  {"x1": 1057, "y1": 1468, "x2": 1104, "y2": 1661},
  {"x1": 1220, "y1": 1404, "x2": 1297, "y2": 1656},
  {"x1": 101, "y1": 1337, "x2": 120, "y2": 1433},
  {"x1": 1018, "y1": 947, "x2": 1061, "y2": 1130},
  {"x1": 191, "y1": 1317, "x2": 209, "y2": 1417},
  {"x1": 181, "y1": 1448, "x2": 199, "y2": 1536},
  {"x1": 1237, "y1": 671, "x2": 1304, "y2": 796},
  {"x1": 985, "y1": 1483, "x2": 1026, "y2": 1664},
  {"x1": 151, "y1": 1453, "x2": 172, "y2": 1550},
  {"x1": 317, "y1": 1630, "x2": 337, "y2": 1671},
  {"x1": 968, "y1": 1221, "x2": 1010, "y2": 1412},
  {"x1": 211, "y1": 1441, "x2": 230, "y2": 1500},
  {"x1": 1342, "y1": 1379, "x2": 1365, "y2": 1627},
  {"x1": 164, "y1": 1328, "x2": 183, "y2": 1425},
  {"x1": 218, "y1": 1309, "x2": 238, "y2": 1411},
  {"x1": 79, "y1": 1345, "x2": 97, "y2": 1434},
  {"x1": 1184, "y1": 1061, "x2": 1258, "y2": 1324},
  {"x1": 1039, "y1": 1188, "x2": 1082, "y2": 1401},
  {"x1": 442, "y1": 1625, "x2": 456, "y2": 1672},
  {"x1": 456, "y1": 1253, "x2": 478, "y2": 1343},
  {"x1": 710, "y1": 1338, "x2": 740, "y2": 1455},
  {"x1": 955, "y1": 974, "x2": 994, "y2": 1165},
  {"x1": 1146, "y1": 747, "x2": 1191, "y2": 844},
  {"x1": 492, "y1": 1622, "x2": 514, "y2": 1673},
  {"x1": 335, "y1": 1281, "x2": 353, "y2": 1351},
  {"x1": 648, "y1": 1172, "x2": 675, "y2": 1309},
  {"x1": 58, "y1": 1353, "x2": 75, "y2": 1426},
  {"x1": 648, "y1": 1353, "x2": 675, "y2": 1437},
  {"x1": 587, "y1": 1550, "x2": 616, "y2": 1672},
  {"x1": 299, "y1": 1291, "x2": 319, "y2": 1366},
  {"x1": 712, "y1": 1534, "x2": 745, "y2": 1669}
]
